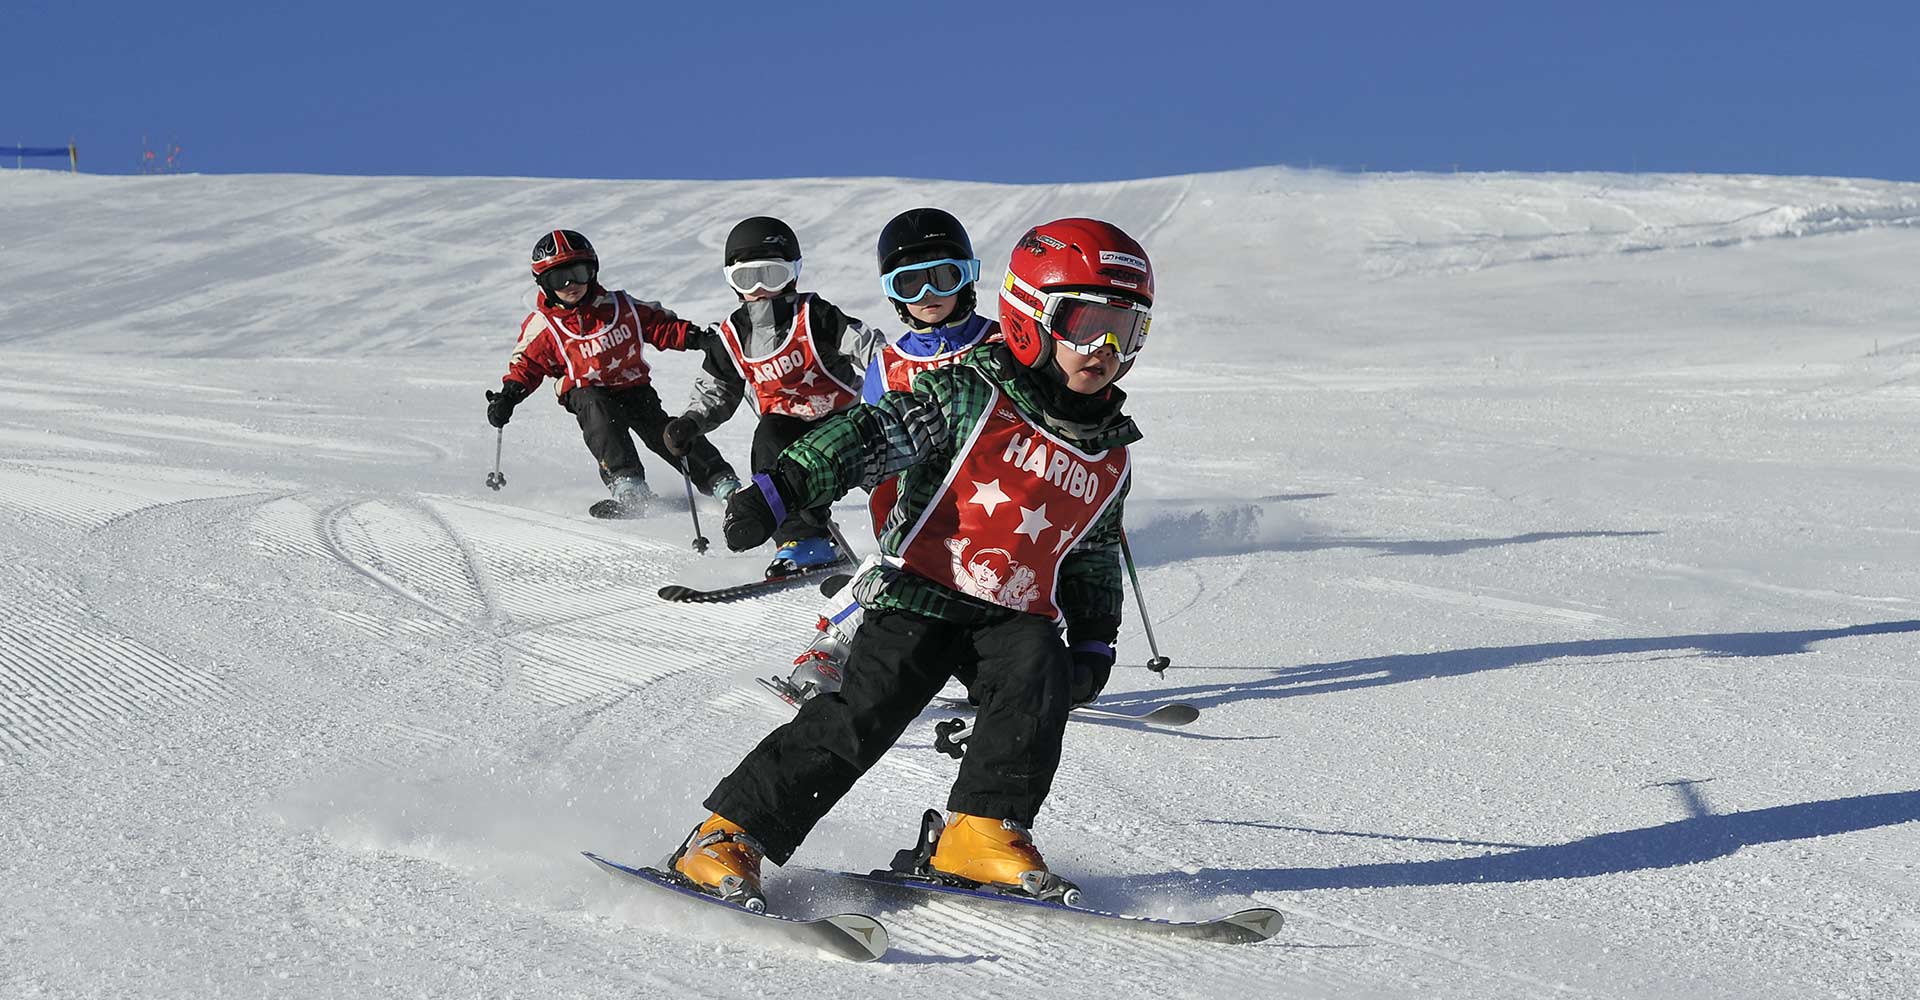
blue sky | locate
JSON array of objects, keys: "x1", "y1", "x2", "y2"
[{"x1": 7, "y1": 1, "x2": 1917, "y2": 182}]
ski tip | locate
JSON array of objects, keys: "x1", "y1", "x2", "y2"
[
  {"x1": 821, "y1": 913, "x2": 890, "y2": 962},
  {"x1": 1141, "y1": 703, "x2": 1202, "y2": 726},
  {"x1": 581, "y1": 850, "x2": 627, "y2": 876},
  {"x1": 1220, "y1": 907, "x2": 1285, "y2": 941}
]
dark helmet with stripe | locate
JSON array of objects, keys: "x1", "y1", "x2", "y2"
[{"x1": 531, "y1": 229, "x2": 597, "y2": 277}]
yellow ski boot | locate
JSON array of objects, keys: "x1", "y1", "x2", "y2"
[
  {"x1": 928, "y1": 812, "x2": 1080, "y2": 903},
  {"x1": 669, "y1": 813, "x2": 766, "y2": 911}
]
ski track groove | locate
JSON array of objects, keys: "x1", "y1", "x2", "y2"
[
  {"x1": 247, "y1": 495, "x2": 334, "y2": 560},
  {"x1": 339, "y1": 500, "x2": 491, "y2": 622},
  {"x1": 282, "y1": 491, "x2": 842, "y2": 770},
  {"x1": 1137, "y1": 174, "x2": 1195, "y2": 245},
  {"x1": 323, "y1": 608, "x2": 400, "y2": 639},
  {"x1": 705, "y1": 686, "x2": 787, "y2": 719},
  {"x1": 882, "y1": 896, "x2": 1038, "y2": 972},
  {"x1": 0, "y1": 619, "x2": 226, "y2": 758},
  {"x1": 503, "y1": 638, "x2": 680, "y2": 707},
  {"x1": 319, "y1": 499, "x2": 471, "y2": 627},
  {"x1": 0, "y1": 462, "x2": 125, "y2": 528},
  {"x1": 310, "y1": 491, "x2": 756, "y2": 711},
  {"x1": 418, "y1": 497, "x2": 514, "y2": 630}
]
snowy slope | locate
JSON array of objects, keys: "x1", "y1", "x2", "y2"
[{"x1": 2, "y1": 166, "x2": 1917, "y2": 999}]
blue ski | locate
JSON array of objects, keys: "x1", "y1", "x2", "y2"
[
  {"x1": 582, "y1": 852, "x2": 889, "y2": 962},
  {"x1": 830, "y1": 868, "x2": 1281, "y2": 944}
]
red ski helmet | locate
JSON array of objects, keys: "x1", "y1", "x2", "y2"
[
  {"x1": 530, "y1": 229, "x2": 598, "y2": 277},
  {"x1": 998, "y1": 218, "x2": 1154, "y2": 379}
]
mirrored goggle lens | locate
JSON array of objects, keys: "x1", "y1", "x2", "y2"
[
  {"x1": 1047, "y1": 298, "x2": 1150, "y2": 359},
  {"x1": 726, "y1": 259, "x2": 797, "y2": 293},
  {"x1": 539, "y1": 262, "x2": 595, "y2": 290},
  {"x1": 882, "y1": 259, "x2": 978, "y2": 303}
]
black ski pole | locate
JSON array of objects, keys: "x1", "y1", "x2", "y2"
[
  {"x1": 485, "y1": 428, "x2": 506, "y2": 491},
  {"x1": 1119, "y1": 529, "x2": 1171, "y2": 674},
  {"x1": 825, "y1": 514, "x2": 860, "y2": 565},
  {"x1": 679, "y1": 460, "x2": 710, "y2": 554}
]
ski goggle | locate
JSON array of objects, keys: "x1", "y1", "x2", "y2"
[
  {"x1": 724, "y1": 257, "x2": 800, "y2": 295},
  {"x1": 1003, "y1": 272, "x2": 1152, "y2": 361},
  {"x1": 880, "y1": 257, "x2": 981, "y2": 304},
  {"x1": 537, "y1": 261, "x2": 595, "y2": 292}
]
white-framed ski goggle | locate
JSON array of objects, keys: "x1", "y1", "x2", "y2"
[
  {"x1": 724, "y1": 257, "x2": 801, "y2": 296},
  {"x1": 1001, "y1": 271, "x2": 1152, "y2": 361}
]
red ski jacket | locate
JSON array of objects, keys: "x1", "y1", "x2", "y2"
[{"x1": 504, "y1": 287, "x2": 703, "y2": 397}]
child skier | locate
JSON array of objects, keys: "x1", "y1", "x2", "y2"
[
  {"x1": 485, "y1": 230, "x2": 740, "y2": 518},
  {"x1": 664, "y1": 218, "x2": 1155, "y2": 908},
  {"x1": 769, "y1": 207, "x2": 1000, "y2": 704},
  {"x1": 660, "y1": 217, "x2": 883, "y2": 577}
]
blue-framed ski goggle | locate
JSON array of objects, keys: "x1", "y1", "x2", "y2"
[{"x1": 880, "y1": 257, "x2": 981, "y2": 304}]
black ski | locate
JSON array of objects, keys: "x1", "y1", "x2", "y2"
[
  {"x1": 658, "y1": 560, "x2": 852, "y2": 603},
  {"x1": 581, "y1": 852, "x2": 889, "y2": 962},
  {"x1": 829, "y1": 868, "x2": 1281, "y2": 944},
  {"x1": 931, "y1": 697, "x2": 1200, "y2": 758},
  {"x1": 934, "y1": 695, "x2": 1201, "y2": 726}
]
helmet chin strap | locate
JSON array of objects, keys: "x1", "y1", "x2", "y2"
[
  {"x1": 1037, "y1": 343, "x2": 1066, "y2": 381},
  {"x1": 1018, "y1": 343, "x2": 1120, "y2": 440}
]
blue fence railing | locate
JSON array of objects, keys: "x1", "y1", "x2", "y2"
[{"x1": 13, "y1": 143, "x2": 78, "y2": 171}]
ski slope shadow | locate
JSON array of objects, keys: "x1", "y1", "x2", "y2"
[
  {"x1": 1123, "y1": 789, "x2": 1920, "y2": 893},
  {"x1": 1283, "y1": 529, "x2": 1661, "y2": 558},
  {"x1": 1151, "y1": 619, "x2": 1920, "y2": 711},
  {"x1": 1124, "y1": 498, "x2": 1656, "y2": 567}
]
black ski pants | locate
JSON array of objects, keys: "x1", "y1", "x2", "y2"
[
  {"x1": 752, "y1": 411, "x2": 832, "y2": 544},
  {"x1": 704, "y1": 607, "x2": 1073, "y2": 865},
  {"x1": 564, "y1": 384, "x2": 734, "y2": 494}
]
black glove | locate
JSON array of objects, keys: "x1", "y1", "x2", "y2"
[
  {"x1": 1068, "y1": 642, "x2": 1116, "y2": 706},
  {"x1": 722, "y1": 464, "x2": 801, "y2": 551},
  {"x1": 662, "y1": 415, "x2": 700, "y2": 456},
  {"x1": 485, "y1": 381, "x2": 531, "y2": 428}
]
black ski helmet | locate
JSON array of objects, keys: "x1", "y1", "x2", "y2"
[
  {"x1": 877, "y1": 207, "x2": 973, "y2": 273},
  {"x1": 877, "y1": 207, "x2": 977, "y2": 325},
  {"x1": 724, "y1": 216, "x2": 801, "y2": 265}
]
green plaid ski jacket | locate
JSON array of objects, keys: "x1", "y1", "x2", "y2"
[{"x1": 782, "y1": 344, "x2": 1142, "y2": 646}]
